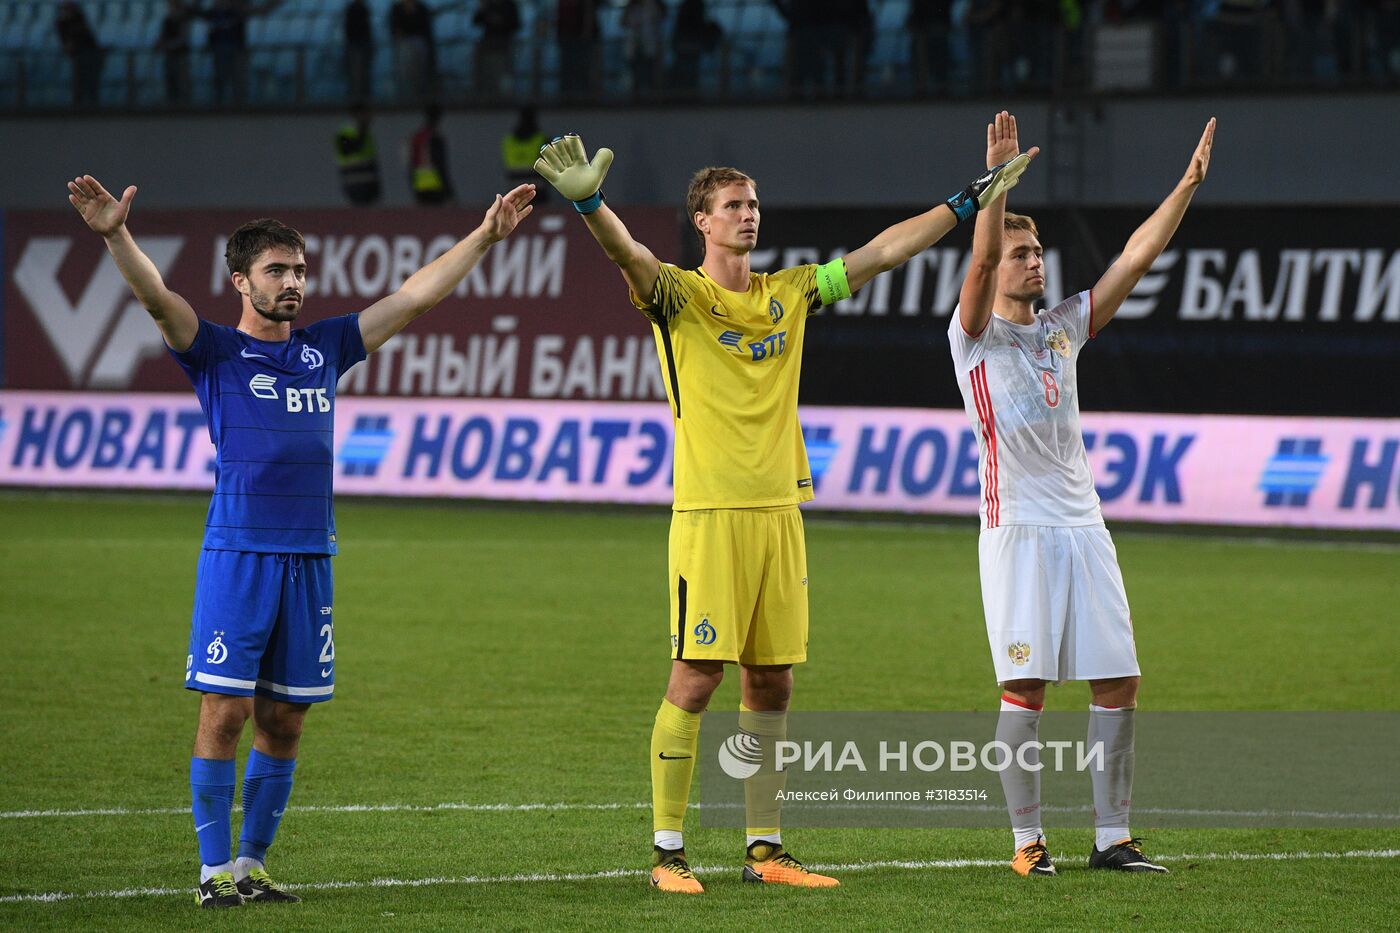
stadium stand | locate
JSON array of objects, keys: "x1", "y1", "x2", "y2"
[{"x1": 2, "y1": 0, "x2": 1398, "y2": 111}]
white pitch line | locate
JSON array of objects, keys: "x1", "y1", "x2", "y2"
[
  {"x1": 2, "y1": 849, "x2": 1397, "y2": 905},
  {"x1": 4, "y1": 800, "x2": 1395, "y2": 821},
  {"x1": 0, "y1": 801, "x2": 653, "y2": 819}
]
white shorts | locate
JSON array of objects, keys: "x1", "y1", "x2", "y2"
[{"x1": 979, "y1": 523, "x2": 1140, "y2": 684}]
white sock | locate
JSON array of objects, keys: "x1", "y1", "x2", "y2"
[
  {"x1": 1088, "y1": 703, "x2": 1136, "y2": 852},
  {"x1": 654, "y1": 829, "x2": 684, "y2": 851},
  {"x1": 1013, "y1": 829, "x2": 1044, "y2": 850},
  {"x1": 232, "y1": 856, "x2": 264, "y2": 881},
  {"x1": 1096, "y1": 827, "x2": 1131, "y2": 851},
  {"x1": 747, "y1": 833, "x2": 781, "y2": 848},
  {"x1": 200, "y1": 860, "x2": 235, "y2": 883},
  {"x1": 997, "y1": 697, "x2": 1044, "y2": 851}
]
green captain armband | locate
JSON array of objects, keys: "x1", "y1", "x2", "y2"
[{"x1": 815, "y1": 258, "x2": 852, "y2": 306}]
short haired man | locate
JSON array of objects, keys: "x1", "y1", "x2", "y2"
[
  {"x1": 67, "y1": 174, "x2": 536, "y2": 907},
  {"x1": 951, "y1": 113, "x2": 1216, "y2": 877},
  {"x1": 534, "y1": 133, "x2": 1032, "y2": 893}
]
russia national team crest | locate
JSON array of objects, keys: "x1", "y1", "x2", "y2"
[
  {"x1": 1045, "y1": 328, "x2": 1071, "y2": 359},
  {"x1": 1007, "y1": 642, "x2": 1032, "y2": 666}
]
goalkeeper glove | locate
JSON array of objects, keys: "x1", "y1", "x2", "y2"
[
  {"x1": 945, "y1": 152, "x2": 1032, "y2": 223},
  {"x1": 533, "y1": 134, "x2": 615, "y2": 214}
]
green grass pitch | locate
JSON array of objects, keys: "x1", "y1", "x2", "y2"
[{"x1": 1, "y1": 491, "x2": 1397, "y2": 930}]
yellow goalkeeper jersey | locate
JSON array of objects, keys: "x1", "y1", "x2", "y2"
[{"x1": 631, "y1": 262, "x2": 822, "y2": 511}]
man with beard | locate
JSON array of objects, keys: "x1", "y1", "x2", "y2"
[
  {"x1": 66, "y1": 174, "x2": 536, "y2": 907},
  {"x1": 950, "y1": 114, "x2": 1215, "y2": 877}
]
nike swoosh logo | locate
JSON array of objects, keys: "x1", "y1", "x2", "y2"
[
  {"x1": 194, "y1": 820, "x2": 219, "y2": 832},
  {"x1": 272, "y1": 809, "x2": 285, "y2": 817},
  {"x1": 241, "y1": 348, "x2": 269, "y2": 359},
  {"x1": 657, "y1": 753, "x2": 692, "y2": 760},
  {"x1": 320, "y1": 668, "x2": 332, "y2": 678}
]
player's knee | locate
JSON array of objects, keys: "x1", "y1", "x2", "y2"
[
  {"x1": 742, "y1": 666, "x2": 793, "y2": 709},
  {"x1": 667, "y1": 660, "x2": 724, "y2": 710},
  {"x1": 1090, "y1": 675, "x2": 1139, "y2": 707},
  {"x1": 199, "y1": 694, "x2": 251, "y2": 744},
  {"x1": 1000, "y1": 679, "x2": 1046, "y2": 707},
  {"x1": 253, "y1": 703, "x2": 308, "y2": 748}
]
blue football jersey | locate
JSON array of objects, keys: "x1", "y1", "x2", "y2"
[{"x1": 170, "y1": 315, "x2": 367, "y2": 554}]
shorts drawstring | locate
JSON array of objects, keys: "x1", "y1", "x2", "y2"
[{"x1": 275, "y1": 554, "x2": 304, "y2": 581}]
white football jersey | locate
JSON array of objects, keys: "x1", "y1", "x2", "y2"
[{"x1": 948, "y1": 290, "x2": 1103, "y2": 529}]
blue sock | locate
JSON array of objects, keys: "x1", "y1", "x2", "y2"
[
  {"x1": 190, "y1": 757, "x2": 236, "y2": 868},
  {"x1": 237, "y1": 748, "x2": 297, "y2": 863}
]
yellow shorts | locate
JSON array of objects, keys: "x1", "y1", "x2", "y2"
[{"x1": 667, "y1": 506, "x2": 809, "y2": 666}]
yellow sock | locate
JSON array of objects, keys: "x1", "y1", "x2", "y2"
[
  {"x1": 740, "y1": 703, "x2": 788, "y2": 840},
  {"x1": 651, "y1": 699, "x2": 702, "y2": 838}
]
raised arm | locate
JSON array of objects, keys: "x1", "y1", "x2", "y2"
[
  {"x1": 1091, "y1": 117, "x2": 1215, "y2": 334},
  {"x1": 957, "y1": 111, "x2": 1022, "y2": 338},
  {"x1": 68, "y1": 175, "x2": 200, "y2": 352},
  {"x1": 534, "y1": 134, "x2": 662, "y2": 304},
  {"x1": 357, "y1": 183, "x2": 535, "y2": 353},
  {"x1": 842, "y1": 141, "x2": 1037, "y2": 296}
]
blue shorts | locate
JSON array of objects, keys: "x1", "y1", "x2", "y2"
[{"x1": 184, "y1": 550, "x2": 337, "y2": 704}]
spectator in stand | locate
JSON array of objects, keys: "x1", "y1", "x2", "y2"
[
  {"x1": 1368, "y1": 0, "x2": 1400, "y2": 81},
  {"x1": 199, "y1": 0, "x2": 284, "y2": 106},
  {"x1": 671, "y1": 0, "x2": 721, "y2": 93},
  {"x1": 336, "y1": 106, "x2": 381, "y2": 206},
  {"x1": 501, "y1": 105, "x2": 546, "y2": 200},
  {"x1": 556, "y1": 0, "x2": 599, "y2": 99},
  {"x1": 772, "y1": 0, "x2": 825, "y2": 96},
  {"x1": 623, "y1": 0, "x2": 666, "y2": 94},
  {"x1": 1209, "y1": 0, "x2": 1270, "y2": 82},
  {"x1": 56, "y1": 1, "x2": 104, "y2": 106},
  {"x1": 907, "y1": 0, "x2": 954, "y2": 95},
  {"x1": 157, "y1": 0, "x2": 194, "y2": 105},
  {"x1": 407, "y1": 104, "x2": 454, "y2": 205},
  {"x1": 474, "y1": 0, "x2": 522, "y2": 96},
  {"x1": 963, "y1": 0, "x2": 1006, "y2": 95},
  {"x1": 390, "y1": 0, "x2": 437, "y2": 104},
  {"x1": 830, "y1": 0, "x2": 872, "y2": 96},
  {"x1": 344, "y1": 0, "x2": 374, "y2": 104}
]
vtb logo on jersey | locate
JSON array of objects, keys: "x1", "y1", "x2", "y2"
[
  {"x1": 249, "y1": 373, "x2": 278, "y2": 399},
  {"x1": 717, "y1": 329, "x2": 788, "y2": 361}
]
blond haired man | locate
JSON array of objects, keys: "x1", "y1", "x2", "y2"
[
  {"x1": 536, "y1": 133, "x2": 1032, "y2": 893},
  {"x1": 952, "y1": 113, "x2": 1215, "y2": 877}
]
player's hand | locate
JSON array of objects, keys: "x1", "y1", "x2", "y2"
[
  {"x1": 68, "y1": 175, "x2": 135, "y2": 238},
  {"x1": 1182, "y1": 117, "x2": 1216, "y2": 188},
  {"x1": 986, "y1": 110, "x2": 1022, "y2": 169},
  {"x1": 533, "y1": 134, "x2": 614, "y2": 203},
  {"x1": 479, "y1": 183, "x2": 536, "y2": 243},
  {"x1": 945, "y1": 148, "x2": 1038, "y2": 223}
]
